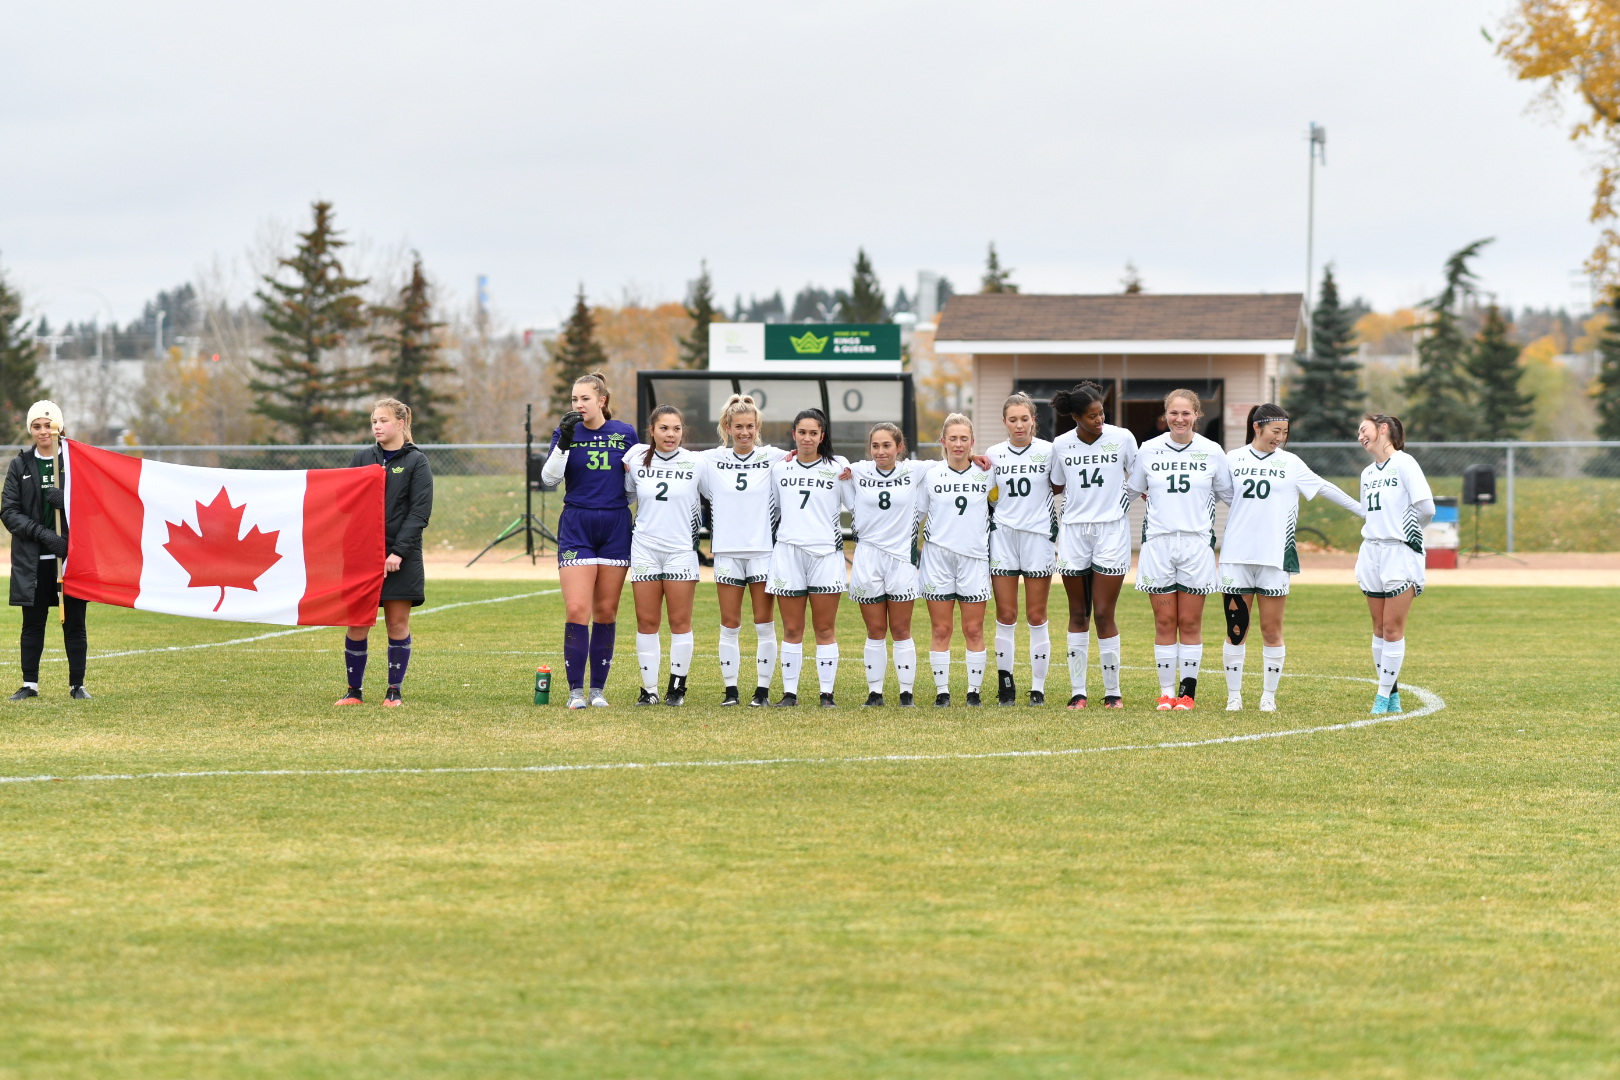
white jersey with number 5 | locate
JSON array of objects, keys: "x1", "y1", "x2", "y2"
[
  {"x1": 770, "y1": 455, "x2": 851, "y2": 555},
  {"x1": 697, "y1": 444, "x2": 783, "y2": 557},
  {"x1": 1222, "y1": 445, "x2": 1331, "y2": 571},
  {"x1": 623, "y1": 446, "x2": 704, "y2": 553},
  {"x1": 1051, "y1": 425, "x2": 1138, "y2": 524},
  {"x1": 1360, "y1": 450, "x2": 1433, "y2": 552},
  {"x1": 1128, "y1": 432, "x2": 1235, "y2": 540},
  {"x1": 842, "y1": 459, "x2": 927, "y2": 559},
  {"x1": 985, "y1": 438, "x2": 1056, "y2": 535},
  {"x1": 918, "y1": 460, "x2": 994, "y2": 560}
]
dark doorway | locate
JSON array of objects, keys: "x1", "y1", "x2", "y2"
[{"x1": 1014, "y1": 379, "x2": 1118, "y2": 441}]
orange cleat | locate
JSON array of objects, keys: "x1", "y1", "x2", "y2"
[
  {"x1": 1155, "y1": 694, "x2": 1175, "y2": 710},
  {"x1": 1067, "y1": 694, "x2": 1087, "y2": 710},
  {"x1": 1102, "y1": 696, "x2": 1124, "y2": 709},
  {"x1": 1172, "y1": 695, "x2": 1195, "y2": 710},
  {"x1": 383, "y1": 686, "x2": 403, "y2": 707},
  {"x1": 335, "y1": 690, "x2": 363, "y2": 706}
]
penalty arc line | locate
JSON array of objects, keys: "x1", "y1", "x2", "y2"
[{"x1": 0, "y1": 679, "x2": 1445, "y2": 787}]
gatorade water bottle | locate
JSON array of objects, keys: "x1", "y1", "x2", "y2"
[{"x1": 534, "y1": 665, "x2": 551, "y2": 705}]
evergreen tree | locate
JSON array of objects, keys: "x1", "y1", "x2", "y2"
[
  {"x1": 368, "y1": 253, "x2": 453, "y2": 442},
  {"x1": 1402, "y1": 238, "x2": 1492, "y2": 442},
  {"x1": 980, "y1": 242, "x2": 1018, "y2": 294},
  {"x1": 790, "y1": 286, "x2": 835, "y2": 322},
  {"x1": 0, "y1": 255, "x2": 45, "y2": 436},
  {"x1": 1595, "y1": 287, "x2": 1620, "y2": 443},
  {"x1": 1285, "y1": 265, "x2": 1363, "y2": 440},
  {"x1": 845, "y1": 248, "x2": 886, "y2": 323},
  {"x1": 1121, "y1": 260, "x2": 1144, "y2": 294},
  {"x1": 549, "y1": 285, "x2": 609, "y2": 419},
  {"x1": 251, "y1": 201, "x2": 370, "y2": 443},
  {"x1": 678, "y1": 260, "x2": 717, "y2": 369},
  {"x1": 1467, "y1": 302, "x2": 1533, "y2": 439}
]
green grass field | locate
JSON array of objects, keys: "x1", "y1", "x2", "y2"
[{"x1": 2, "y1": 581, "x2": 1616, "y2": 1078}]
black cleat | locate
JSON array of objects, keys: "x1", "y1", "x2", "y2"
[
  {"x1": 1068, "y1": 693, "x2": 1088, "y2": 710},
  {"x1": 664, "y1": 674, "x2": 687, "y2": 707},
  {"x1": 1027, "y1": 690, "x2": 1045, "y2": 706},
  {"x1": 9, "y1": 686, "x2": 38, "y2": 701},
  {"x1": 863, "y1": 691, "x2": 885, "y2": 707},
  {"x1": 966, "y1": 691, "x2": 982, "y2": 707},
  {"x1": 772, "y1": 692, "x2": 798, "y2": 707},
  {"x1": 898, "y1": 691, "x2": 915, "y2": 707},
  {"x1": 749, "y1": 686, "x2": 771, "y2": 707},
  {"x1": 720, "y1": 686, "x2": 741, "y2": 706},
  {"x1": 382, "y1": 685, "x2": 401, "y2": 707},
  {"x1": 997, "y1": 669, "x2": 1017, "y2": 705},
  {"x1": 1103, "y1": 695, "x2": 1124, "y2": 709},
  {"x1": 934, "y1": 692, "x2": 951, "y2": 707},
  {"x1": 70, "y1": 685, "x2": 92, "y2": 701},
  {"x1": 635, "y1": 688, "x2": 661, "y2": 706},
  {"x1": 819, "y1": 693, "x2": 837, "y2": 708}
]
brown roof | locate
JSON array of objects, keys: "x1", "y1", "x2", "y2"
[{"x1": 934, "y1": 293, "x2": 1304, "y2": 342}]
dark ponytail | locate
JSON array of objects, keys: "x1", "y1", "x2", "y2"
[
  {"x1": 792, "y1": 407, "x2": 834, "y2": 462},
  {"x1": 1363, "y1": 412, "x2": 1406, "y2": 451},
  {"x1": 1049, "y1": 381, "x2": 1108, "y2": 437},
  {"x1": 1246, "y1": 402, "x2": 1289, "y2": 439}
]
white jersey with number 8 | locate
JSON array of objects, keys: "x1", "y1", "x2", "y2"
[{"x1": 842, "y1": 459, "x2": 927, "y2": 560}]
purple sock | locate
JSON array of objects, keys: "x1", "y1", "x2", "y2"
[
  {"x1": 344, "y1": 637, "x2": 367, "y2": 690},
  {"x1": 387, "y1": 635, "x2": 411, "y2": 687},
  {"x1": 588, "y1": 621, "x2": 616, "y2": 690},
  {"x1": 564, "y1": 622, "x2": 589, "y2": 690}
]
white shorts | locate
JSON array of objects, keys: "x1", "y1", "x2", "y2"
[
  {"x1": 849, "y1": 546, "x2": 919, "y2": 604},
  {"x1": 1056, "y1": 518, "x2": 1132, "y2": 577},
  {"x1": 1356, "y1": 541, "x2": 1425, "y2": 598},
  {"x1": 1219, "y1": 561, "x2": 1292, "y2": 597},
  {"x1": 714, "y1": 553, "x2": 770, "y2": 587},
  {"x1": 989, "y1": 526, "x2": 1055, "y2": 578},
  {"x1": 918, "y1": 545, "x2": 991, "y2": 603},
  {"x1": 1135, "y1": 533, "x2": 1218, "y2": 595},
  {"x1": 630, "y1": 540, "x2": 700, "y2": 582},
  {"x1": 766, "y1": 544, "x2": 847, "y2": 597}
]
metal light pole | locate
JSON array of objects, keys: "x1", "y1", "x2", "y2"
[{"x1": 1305, "y1": 122, "x2": 1327, "y2": 321}]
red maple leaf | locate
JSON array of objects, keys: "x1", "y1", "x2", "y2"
[{"x1": 162, "y1": 487, "x2": 284, "y2": 612}]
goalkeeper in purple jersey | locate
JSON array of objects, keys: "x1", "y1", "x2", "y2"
[{"x1": 538, "y1": 371, "x2": 638, "y2": 709}]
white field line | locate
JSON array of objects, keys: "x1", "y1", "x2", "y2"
[
  {"x1": 0, "y1": 678, "x2": 1444, "y2": 787},
  {"x1": 42, "y1": 590, "x2": 560, "y2": 663}
]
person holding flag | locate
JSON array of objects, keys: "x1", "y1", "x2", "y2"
[{"x1": 2, "y1": 400, "x2": 90, "y2": 701}]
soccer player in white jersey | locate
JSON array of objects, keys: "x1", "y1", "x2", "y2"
[
  {"x1": 986, "y1": 393, "x2": 1057, "y2": 707},
  {"x1": 918, "y1": 414, "x2": 994, "y2": 707},
  {"x1": 1356, "y1": 413, "x2": 1434, "y2": 716},
  {"x1": 697, "y1": 394, "x2": 785, "y2": 708},
  {"x1": 623, "y1": 406, "x2": 704, "y2": 707},
  {"x1": 1219, "y1": 404, "x2": 1364, "y2": 712},
  {"x1": 1127, "y1": 388, "x2": 1235, "y2": 710},
  {"x1": 1049, "y1": 381, "x2": 1139, "y2": 710},
  {"x1": 842, "y1": 422, "x2": 926, "y2": 707},
  {"x1": 765, "y1": 408, "x2": 851, "y2": 707}
]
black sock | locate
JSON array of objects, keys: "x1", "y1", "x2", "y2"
[{"x1": 1179, "y1": 676, "x2": 1198, "y2": 700}]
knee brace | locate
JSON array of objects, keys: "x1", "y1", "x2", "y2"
[{"x1": 1224, "y1": 593, "x2": 1250, "y2": 645}]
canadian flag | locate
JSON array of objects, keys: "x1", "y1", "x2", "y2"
[{"x1": 63, "y1": 440, "x2": 387, "y2": 626}]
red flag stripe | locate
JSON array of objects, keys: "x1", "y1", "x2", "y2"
[
  {"x1": 299, "y1": 465, "x2": 388, "y2": 626},
  {"x1": 62, "y1": 441, "x2": 145, "y2": 607}
]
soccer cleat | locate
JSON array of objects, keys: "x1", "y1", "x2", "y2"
[
  {"x1": 996, "y1": 669, "x2": 1017, "y2": 706},
  {"x1": 1102, "y1": 695, "x2": 1124, "y2": 709},
  {"x1": 772, "y1": 692, "x2": 798, "y2": 707},
  {"x1": 863, "y1": 691, "x2": 884, "y2": 707},
  {"x1": 720, "y1": 686, "x2": 741, "y2": 707},
  {"x1": 383, "y1": 686, "x2": 402, "y2": 708},
  {"x1": 1387, "y1": 690, "x2": 1402, "y2": 712},
  {"x1": 335, "y1": 688, "x2": 363, "y2": 706},
  {"x1": 1257, "y1": 692, "x2": 1277, "y2": 712},
  {"x1": 966, "y1": 691, "x2": 982, "y2": 707},
  {"x1": 1067, "y1": 694, "x2": 1088, "y2": 711},
  {"x1": 1369, "y1": 694, "x2": 1392, "y2": 715},
  {"x1": 1226, "y1": 693, "x2": 1243, "y2": 712},
  {"x1": 69, "y1": 685, "x2": 92, "y2": 700},
  {"x1": 1155, "y1": 695, "x2": 1176, "y2": 711},
  {"x1": 819, "y1": 693, "x2": 837, "y2": 708},
  {"x1": 749, "y1": 686, "x2": 771, "y2": 707},
  {"x1": 566, "y1": 688, "x2": 588, "y2": 710},
  {"x1": 664, "y1": 675, "x2": 687, "y2": 707},
  {"x1": 634, "y1": 689, "x2": 661, "y2": 706},
  {"x1": 8, "y1": 686, "x2": 38, "y2": 701},
  {"x1": 898, "y1": 691, "x2": 915, "y2": 707},
  {"x1": 588, "y1": 688, "x2": 610, "y2": 708},
  {"x1": 934, "y1": 692, "x2": 951, "y2": 707},
  {"x1": 1027, "y1": 690, "x2": 1045, "y2": 707},
  {"x1": 1172, "y1": 695, "x2": 1196, "y2": 710}
]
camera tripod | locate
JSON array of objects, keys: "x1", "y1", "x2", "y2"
[{"x1": 466, "y1": 403, "x2": 559, "y2": 566}]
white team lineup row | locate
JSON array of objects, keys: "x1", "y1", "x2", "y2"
[{"x1": 540, "y1": 373, "x2": 1436, "y2": 718}]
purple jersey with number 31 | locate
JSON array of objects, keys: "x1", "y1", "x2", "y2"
[{"x1": 549, "y1": 419, "x2": 638, "y2": 510}]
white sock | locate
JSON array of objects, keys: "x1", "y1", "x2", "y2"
[
  {"x1": 636, "y1": 632, "x2": 661, "y2": 693},
  {"x1": 1262, "y1": 645, "x2": 1285, "y2": 694},
  {"x1": 1223, "y1": 642, "x2": 1246, "y2": 694},
  {"x1": 23, "y1": 681, "x2": 38, "y2": 691},
  {"x1": 1179, "y1": 643, "x2": 1204, "y2": 696},
  {"x1": 994, "y1": 621, "x2": 1016, "y2": 677},
  {"x1": 1067, "y1": 631, "x2": 1090, "y2": 698},
  {"x1": 718, "y1": 625, "x2": 741, "y2": 687},
  {"x1": 1029, "y1": 621, "x2": 1051, "y2": 692},
  {"x1": 780, "y1": 641, "x2": 802, "y2": 695},
  {"x1": 669, "y1": 631, "x2": 694, "y2": 678},
  {"x1": 863, "y1": 638, "x2": 887, "y2": 693},
  {"x1": 893, "y1": 638, "x2": 917, "y2": 693},
  {"x1": 1098, "y1": 634, "x2": 1121, "y2": 697},
  {"x1": 1372, "y1": 635, "x2": 1385, "y2": 680},
  {"x1": 755, "y1": 622, "x2": 778, "y2": 689},
  {"x1": 966, "y1": 649, "x2": 987, "y2": 692},
  {"x1": 1378, "y1": 638, "x2": 1405, "y2": 696},
  {"x1": 930, "y1": 650, "x2": 951, "y2": 693},
  {"x1": 1154, "y1": 644, "x2": 1178, "y2": 696},
  {"x1": 817, "y1": 643, "x2": 839, "y2": 695}
]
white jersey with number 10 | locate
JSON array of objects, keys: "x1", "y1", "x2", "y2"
[{"x1": 986, "y1": 438, "x2": 1056, "y2": 536}]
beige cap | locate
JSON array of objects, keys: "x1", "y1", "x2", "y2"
[{"x1": 26, "y1": 400, "x2": 64, "y2": 433}]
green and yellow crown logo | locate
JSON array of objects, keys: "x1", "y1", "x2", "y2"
[{"x1": 789, "y1": 330, "x2": 829, "y2": 354}]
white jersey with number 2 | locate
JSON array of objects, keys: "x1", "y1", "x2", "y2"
[{"x1": 623, "y1": 446, "x2": 704, "y2": 553}]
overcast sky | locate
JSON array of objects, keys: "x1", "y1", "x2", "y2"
[{"x1": 0, "y1": 0, "x2": 1598, "y2": 331}]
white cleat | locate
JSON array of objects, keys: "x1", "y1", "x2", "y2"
[
  {"x1": 1258, "y1": 693, "x2": 1277, "y2": 712},
  {"x1": 588, "y1": 688, "x2": 610, "y2": 707},
  {"x1": 566, "y1": 688, "x2": 588, "y2": 710},
  {"x1": 1225, "y1": 693, "x2": 1243, "y2": 712}
]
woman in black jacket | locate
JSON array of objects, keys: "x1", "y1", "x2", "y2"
[
  {"x1": 1, "y1": 400, "x2": 90, "y2": 700},
  {"x1": 336, "y1": 398, "x2": 433, "y2": 707}
]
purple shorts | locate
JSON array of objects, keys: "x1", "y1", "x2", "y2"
[{"x1": 557, "y1": 507, "x2": 632, "y2": 568}]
